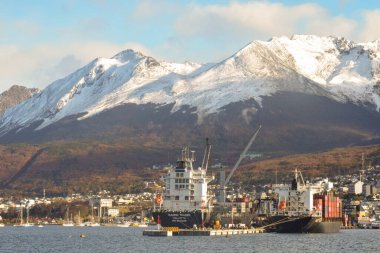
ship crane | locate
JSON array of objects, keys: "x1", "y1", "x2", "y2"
[
  {"x1": 201, "y1": 138, "x2": 211, "y2": 171},
  {"x1": 217, "y1": 125, "x2": 262, "y2": 203}
]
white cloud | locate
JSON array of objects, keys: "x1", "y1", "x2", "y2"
[
  {"x1": 358, "y1": 10, "x2": 380, "y2": 42},
  {"x1": 130, "y1": 0, "x2": 181, "y2": 20},
  {"x1": 175, "y1": 1, "x2": 357, "y2": 41},
  {"x1": 2, "y1": 1, "x2": 378, "y2": 92},
  {"x1": 0, "y1": 41, "x2": 151, "y2": 92}
]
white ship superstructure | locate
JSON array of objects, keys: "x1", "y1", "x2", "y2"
[
  {"x1": 161, "y1": 147, "x2": 213, "y2": 211},
  {"x1": 273, "y1": 169, "x2": 327, "y2": 216},
  {"x1": 269, "y1": 169, "x2": 343, "y2": 233}
]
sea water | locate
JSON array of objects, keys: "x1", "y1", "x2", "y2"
[{"x1": 0, "y1": 226, "x2": 379, "y2": 253}]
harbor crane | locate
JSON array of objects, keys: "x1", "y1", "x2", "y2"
[{"x1": 216, "y1": 125, "x2": 262, "y2": 203}]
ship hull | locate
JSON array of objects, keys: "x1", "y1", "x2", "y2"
[
  {"x1": 152, "y1": 211, "x2": 204, "y2": 229},
  {"x1": 270, "y1": 216, "x2": 341, "y2": 233}
]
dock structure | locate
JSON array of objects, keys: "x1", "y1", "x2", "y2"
[{"x1": 143, "y1": 228, "x2": 265, "y2": 237}]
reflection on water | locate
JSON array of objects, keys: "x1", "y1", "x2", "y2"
[{"x1": 0, "y1": 226, "x2": 379, "y2": 253}]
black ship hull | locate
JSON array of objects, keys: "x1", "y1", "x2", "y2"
[
  {"x1": 152, "y1": 211, "x2": 204, "y2": 229},
  {"x1": 269, "y1": 216, "x2": 341, "y2": 233}
]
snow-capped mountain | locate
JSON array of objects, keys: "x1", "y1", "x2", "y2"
[{"x1": 1, "y1": 35, "x2": 380, "y2": 138}]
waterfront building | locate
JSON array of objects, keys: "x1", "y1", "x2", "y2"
[{"x1": 349, "y1": 181, "x2": 363, "y2": 195}]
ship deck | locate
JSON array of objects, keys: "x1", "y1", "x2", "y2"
[{"x1": 142, "y1": 228, "x2": 265, "y2": 237}]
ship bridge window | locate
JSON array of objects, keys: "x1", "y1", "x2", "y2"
[
  {"x1": 176, "y1": 161, "x2": 184, "y2": 168},
  {"x1": 190, "y1": 196, "x2": 194, "y2": 200},
  {"x1": 175, "y1": 196, "x2": 179, "y2": 200},
  {"x1": 185, "y1": 196, "x2": 189, "y2": 200},
  {"x1": 175, "y1": 185, "x2": 179, "y2": 190}
]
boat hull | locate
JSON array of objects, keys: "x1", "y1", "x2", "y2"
[
  {"x1": 270, "y1": 216, "x2": 341, "y2": 233},
  {"x1": 152, "y1": 211, "x2": 204, "y2": 229}
]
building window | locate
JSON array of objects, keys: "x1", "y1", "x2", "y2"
[
  {"x1": 190, "y1": 196, "x2": 194, "y2": 200},
  {"x1": 175, "y1": 196, "x2": 179, "y2": 200},
  {"x1": 185, "y1": 196, "x2": 189, "y2": 200},
  {"x1": 175, "y1": 185, "x2": 179, "y2": 190}
]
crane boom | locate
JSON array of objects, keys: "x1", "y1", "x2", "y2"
[
  {"x1": 201, "y1": 138, "x2": 211, "y2": 171},
  {"x1": 224, "y1": 125, "x2": 262, "y2": 186}
]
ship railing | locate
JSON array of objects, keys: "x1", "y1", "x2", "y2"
[{"x1": 272, "y1": 211, "x2": 311, "y2": 217}]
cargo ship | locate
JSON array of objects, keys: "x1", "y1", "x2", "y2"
[
  {"x1": 152, "y1": 144, "x2": 213, "y2": 229},
  {"x1": 268, "y1": 169, "x2": 342, "y2": 233}
]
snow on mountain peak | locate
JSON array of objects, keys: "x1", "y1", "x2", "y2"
[
  {"x1": 111, "y1": 49, "x2": 145, "y2": 62},
  {"x1": 1, "y1": 35, "x2": 380, "y2": 134}
]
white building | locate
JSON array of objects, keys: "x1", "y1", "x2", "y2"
[
  {"x1": 90, "y1": 198, "x2": 113, "y2": 208},
  {"x1": 107, "y1": 208, "x2": 120, "y2": 217},
  {"x1": 349, "y1": 181, "x2": 363, "y2": 195}
]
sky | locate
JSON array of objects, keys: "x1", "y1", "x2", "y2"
[{"x1": 1, "y1": 0, "x2": 380, "y2": 91}]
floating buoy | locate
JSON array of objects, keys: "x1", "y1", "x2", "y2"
[{"x1": 80, "y1": 234, "x2": 86, "y2": 238}]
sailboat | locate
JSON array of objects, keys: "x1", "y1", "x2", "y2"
[
  {"x1": 76, "y1": 210, "x2": 86, "y2": 226},
  {"x1": 62, "y1": 206, "x2": 74, "y2": 226},
  {"x1": 14, "y1": 205, "x2": 34, "y2": 227},
  {"x1": 87, "y1": 203, "x2": 100, "y2": 227}
]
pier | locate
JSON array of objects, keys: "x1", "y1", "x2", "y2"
[{"x1": 143, "y1": 228, "x2": 265, "y2": 237}]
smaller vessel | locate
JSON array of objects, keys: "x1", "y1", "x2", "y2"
[
  {"x1": 370, "y1": 221, "x2": 380, "y2": 229},
  {"x1": 83, "y1": 221, "x2": 100, "y2": 227},
  {"x1": 116, "y1": 222, "x2": 130, "y2": 227},
  {"x1": 14, "y1": 205, "x2": 34, "y2": 227},
  {"x1": 85, "y1": 203, "x2": 100, "y2": 227},
  {"x1": 62, "y1": 222, "x2": 74, "y2": 227},
  {"x1": 76, "y1": 210, "x2": 86, "y2": 226},
  {"x1": 62, "y1": 207, "x2": 74, "y2": 227},
  {"x1": 0, "y1": 223, "x2": 5, "y2": 227}
]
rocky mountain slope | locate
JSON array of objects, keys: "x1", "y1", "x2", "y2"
[{"x1": 0, "y1": 85, "x2": 39, "y2": 114}]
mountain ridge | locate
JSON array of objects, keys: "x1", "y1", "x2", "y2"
[{"x1": 1, "y1": 35, "x2": 380, "y2": 137}]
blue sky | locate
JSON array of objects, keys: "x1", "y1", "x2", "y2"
[{"x1": 1, "y1": 0, "x2": 380, "y2": 91}]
